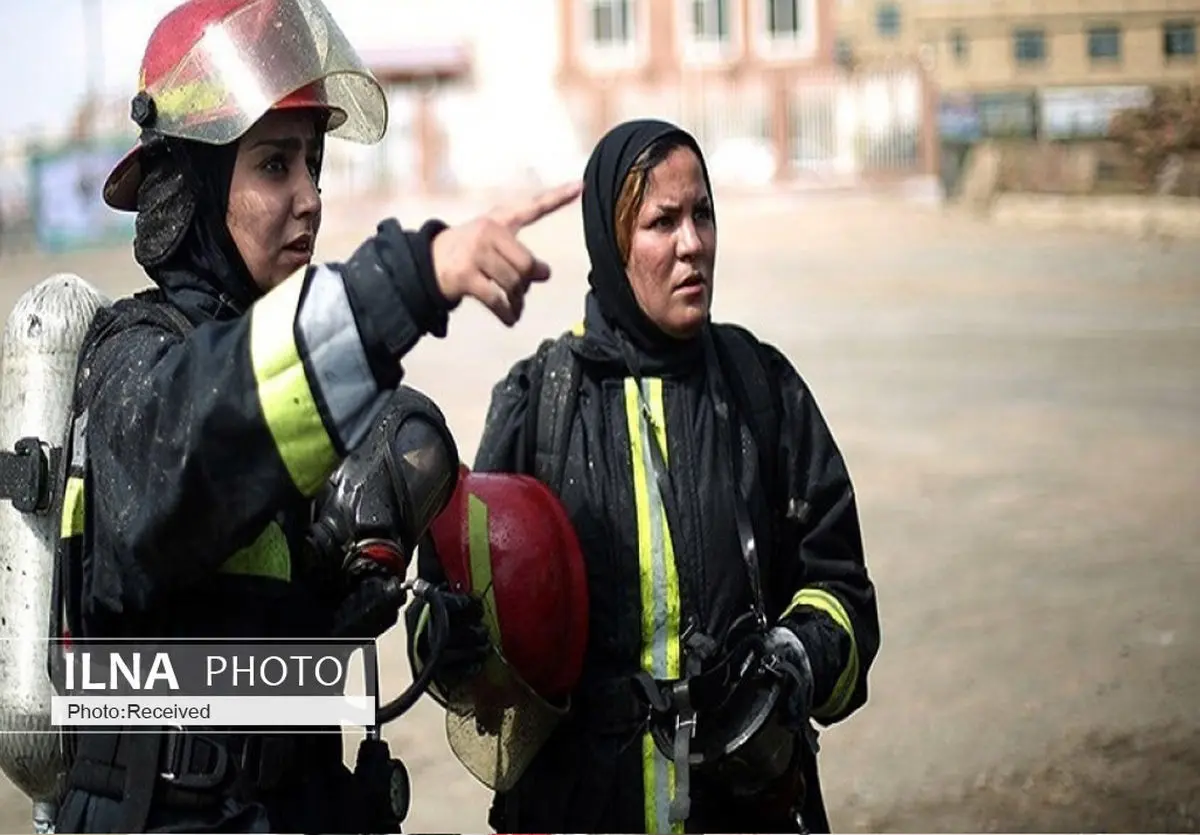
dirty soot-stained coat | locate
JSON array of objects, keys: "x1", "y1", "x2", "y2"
[
  {"x1": 49, "y1": 126, "x2": 458, "y2": 833},
  {"x1": 460, "y1": 290, "x2": 881, "y2": 835},
  {"x1": 55, "y1": 217, "x2": 452, "y2": 643},
  {"x1": 449, "y1": 118, "x2": 881, "y2": 834}
]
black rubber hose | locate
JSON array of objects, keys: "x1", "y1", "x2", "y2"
[{"x1": 376, "y1": 584, "x2": 449, "y2": 725}]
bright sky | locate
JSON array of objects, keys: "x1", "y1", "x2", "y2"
[{"x1": 2, "y1": 0, "x2": 469, "y2": 139}]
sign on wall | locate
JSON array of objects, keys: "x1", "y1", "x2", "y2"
[
  {"x1": 974, "y1": 91, "x2": 1038, "y2": 139},
  {"x1": 1038, "y1": 85, "x2": 1153, "y2": 140},
  {"x1": 937, "y1": 93, "x2": 983, "y2": 142},
  {"x1": 27, "y1": 140, "x2": 134, "y2": 254}
]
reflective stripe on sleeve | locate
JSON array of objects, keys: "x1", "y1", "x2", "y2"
[
  {"x1": 250, "y1": 266, "x2": 385, "y2": 497},
  {"x1": 295, "y1": 264, "x2": 391, "y2": 451},
  {"x1": 218, "y1": 521, "x2": 291, "y2": 582},
  {"x1": 784, "y1": 586, "x2": 860, "y2": 720}
]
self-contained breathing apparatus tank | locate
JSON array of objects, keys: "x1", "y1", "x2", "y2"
[{"x1": 0, "y1": 274, "x2": 112, "y2": 834}]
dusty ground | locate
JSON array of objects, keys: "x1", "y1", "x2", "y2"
[{"x1": 0, "y1": 193, "x2": 1196, "y2": 833}]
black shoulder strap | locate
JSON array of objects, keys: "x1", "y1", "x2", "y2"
[
  {"x1": 129, "y1": 288, "x2": 196, "y2": 337},
  {"x1": 531, "y1": 334, "x2": 582, "y2": 494},
  {"x1": 713, "y1": 325, "x2": 780, "y2": 484},
  {"x1": 89, "y1": 290, "x2": 196, "y2": 394}
]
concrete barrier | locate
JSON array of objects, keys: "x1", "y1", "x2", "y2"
[{"x1": 989, "y1": 193, "x2": 1200, "y2": 239}]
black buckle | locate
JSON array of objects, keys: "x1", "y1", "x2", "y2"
[
  {"x1": 237, "y1": 736, "x2": 294, "y2": 793},
  {"x1": 0, "y1": 438, "x2": 59, "y2": 514},
  {"x1": 159, "y1": 730, "x2": 229, "y2": 791}
]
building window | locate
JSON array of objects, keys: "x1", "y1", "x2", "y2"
[
  {"x1": 1087, "y1": 25, "x2": 1121, "y2": 61},
  {"x1": 588, "y1": 0, "x2": 633, "y2": 46},
  {"x1": 949, "y1": 28, "x2": 968, "y2": 63},
  {"x1": 875, "y1": 3, "x2": 900, "y2": 38},
  {"x1": 1013, "y1": 28, "x2": 1046, "y2": 65},
  {"x1": 1163, "y1": 20, "x2": 1197, "y2": 59},
  {"x1": 765, "y1": 0, "x2": 802, "y2": 39},
  {"x1": 687, "y1": 0, "x2": 732, "y2": 44}
]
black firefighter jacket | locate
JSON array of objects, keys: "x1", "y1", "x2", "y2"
[
  {"x1": 448, "y1": 292, "x2": 881, "y2": 834},
  {"x1": 51, "y1": 218, "x2": 450, "y2": 833}
]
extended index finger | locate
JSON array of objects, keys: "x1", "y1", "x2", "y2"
[{"x1": 496, "y1": 180, "x2": 583, "y2": 231}]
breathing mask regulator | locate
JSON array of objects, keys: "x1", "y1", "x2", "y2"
[
  {"x1": 636, "y1": 610, "x2": 817, "y2": 828},
  {"x1": 304, "y1": 386, "x2": 468, "y2": 828},
  {"x1": 308, "y1": 386, "x2": 460, "y2": 588},
  {"x1": 307, "y1": 387, "x2": 468, "y2": 717}
]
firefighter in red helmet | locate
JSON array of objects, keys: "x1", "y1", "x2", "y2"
[{"x1": 44, "y1": 0, "x2": 580, "y2": 832}]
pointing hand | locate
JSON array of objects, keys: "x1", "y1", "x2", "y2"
[{"x1": 431, "y1": 181, "x2": 584, "y2": 326}]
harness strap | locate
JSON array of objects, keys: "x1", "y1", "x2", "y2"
[
  {"x1": 702, "y1": 330, "x2": 768, "y2": 629},
  {"x1": 669, "y1": 675, "x2": 695, "y2": 823},
  {"x1": 532, "y1": 337, "x2": 580, "y2": 495},
  {"x1": 66, "y1": 728, "x2": 304, "y2": 828},
  {"x1": 119, "y1": 733, "x2": 162, "y2": 832}
]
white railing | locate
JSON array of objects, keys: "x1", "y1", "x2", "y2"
[
  {"x1": 788, "y1": 65, "x2": 924, "y2": 178},
  {"x1": 611, "y1": 78, "x2": 776, "y2": 187}
]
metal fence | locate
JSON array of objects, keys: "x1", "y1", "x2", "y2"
[
  {"x1": 611, "y1": 78, "x2": 776, "y2": 187},
  {"x1": 789, "y1": 66, "x2": 924, "y2": 179},
  {"x1": 602, "y1": 65, "x2": 930, "y2": 188}
]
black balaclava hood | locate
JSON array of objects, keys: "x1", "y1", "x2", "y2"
[
  {"x1": 582, "y1": 118, "x2": 716, "y2": 360},
  {"x1": 132, "y1": 136, "x2": 265, "y2": 322}
]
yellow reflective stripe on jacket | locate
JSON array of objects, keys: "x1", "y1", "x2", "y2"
[
  {"x1": 61, "y1": 476, "x2": 85, "y2": 539},
  {"x1": 60, "y1": 471, "x2": 292, "y2": 582},
  {"x1": 784, "y1": 586, "x2": 860, "y2": 720},
  {"x1": 250, "y1": 269, "x2": 339, "y2": 498},
  {"x1": 219, "y1": 521, "x2": 292, "y2": 582},
  {"x1": 624, "y1": 377, "x2": 684, "y2": 835}
]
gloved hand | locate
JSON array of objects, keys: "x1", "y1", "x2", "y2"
[
  {"x1": 330, "y1": 556, "x2": 408, "y2": 639},
  {"x1": 419, "y1": 588, "x2": 492, "y2": 689},
  {"x1": 763, "y1": 623, "x2": 816, "y2": 731}
]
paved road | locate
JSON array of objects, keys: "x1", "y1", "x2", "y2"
[{"x1": 0, "y1": 195, "x2": 1196, "y2": 833}]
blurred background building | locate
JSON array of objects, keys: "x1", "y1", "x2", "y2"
[
  {"x1": 835, "y1": 0, "x2": 1197, "y2": 91},
  {"x1": 0, "y1": 0, "x2": 1196, "y2": 257},
  {"x1": 833, "y1": 0, "x2": 1200, "y2": 194}
]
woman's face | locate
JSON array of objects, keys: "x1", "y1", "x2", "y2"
[
  {"x1": 227, "y1": 109, "x2": 324, "y2": 292},
  {"x1": 625, "y1": 145, "x2": 716, "y2": 340}
]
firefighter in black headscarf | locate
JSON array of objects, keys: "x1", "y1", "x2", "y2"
[
  {"x1": 411, "y1": 119, "x2": 881, "y2": 834},
  {"x1": 47, "y1": 0, "x2": 579, "y2": 832}
]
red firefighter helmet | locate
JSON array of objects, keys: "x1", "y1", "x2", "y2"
[
  {"x1": 427, "y1": 465, "x2": 589, "y2": 701},
  {"x1": 103, "y1": 0, "x2": 388, "y2": 211}
]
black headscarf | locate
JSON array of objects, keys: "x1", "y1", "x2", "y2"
[
  {"x1": 132, "y1": 136, "x2": 269, "y2": 322},
  {"x1": 581, "y1": 118, "x2": 716, "y2": 368}
]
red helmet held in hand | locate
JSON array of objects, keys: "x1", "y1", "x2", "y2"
[{"x1": 428, "y1": 465, "x2": 589, "y2": 701}]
